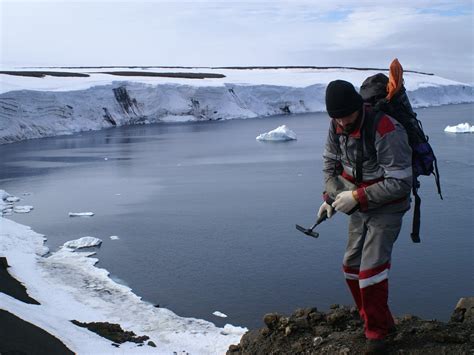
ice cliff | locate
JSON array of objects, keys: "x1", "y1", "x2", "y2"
[{"x1": 0, "y1": 68, "x2": 472, "y2": 144}]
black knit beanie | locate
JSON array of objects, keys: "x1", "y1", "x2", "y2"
[{"x1": 325, "y1": 80, "x2": 363, "y2": 118}]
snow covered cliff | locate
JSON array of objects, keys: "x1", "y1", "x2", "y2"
[{"x1": 0, "y1": 67, "x2": 472, "y2": 144}]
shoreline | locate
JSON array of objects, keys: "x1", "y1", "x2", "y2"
[
  {"x1": 0, "y1": 211, "x2": 247, "y2": 353},
  {"x1": 1, "y1": 257, "x2": 472, "y2": 354}
]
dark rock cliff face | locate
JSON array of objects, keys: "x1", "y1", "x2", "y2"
[
  {"x1": 227, "y1": 300, "x2": 474, "y2": 355},
  {"x1": 112, "y1": 86, "x2": 141, "y2": 117}
]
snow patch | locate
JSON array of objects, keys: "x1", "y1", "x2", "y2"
[
  {"x1": 63, "y1": 237, "x2": 103, "y2": 249},
  {"x1": 256, "y1": 125, "x2": 297, "y2": 141},
  {"x1": 444, "y1": 122, "x2": 474, "y2": 133}
]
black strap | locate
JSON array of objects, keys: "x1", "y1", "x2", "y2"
[
  {"x1": 411, "y1": 180, "x2": 421, "y2": 243},
  {"x1": 433, "y1": 157, "x2": 443, "y2": 200},
  {"x1": 355, "y1": 130, "x2": 364, "y2": 183}
]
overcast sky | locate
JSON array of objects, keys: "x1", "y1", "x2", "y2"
[{"x1": 1, "y1": 0, "x2": 473, "y2": 82}]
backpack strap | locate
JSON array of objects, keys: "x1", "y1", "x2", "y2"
[
  {"x1": 411, "y1": 179, "x2": 421, "y2": 243},
  {"x1": 355, "y1": 108, "x2": 384, "y2": 184},
  {"x1": 355, "y1": 129, "x2": 364, "y2": 184}
]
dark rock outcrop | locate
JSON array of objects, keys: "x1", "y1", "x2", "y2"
[
  {"x1": 228, "y1": 301, "x2": 474, "y2": 355},
  {"x1": 70, "y1": 320, "x2": 150, "y2": 346}
]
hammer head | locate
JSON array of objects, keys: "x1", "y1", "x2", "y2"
[{"x1": 295, "y1": 224, "x2": 319, "y2": 238}]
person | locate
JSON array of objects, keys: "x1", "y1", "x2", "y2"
[{"x1": 319, "y1": 80, "x2": 412, "y2": 353}]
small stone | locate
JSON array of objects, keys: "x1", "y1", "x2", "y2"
[
  {"x1": 339, "y1": 347, "x2": 350, "y2": 355},
  {"x1": 313, "y1": 336, "x2": 323, "y2": 346},
  {"x1": 228, "y1": 344, "x2": 240, "y2": 352},
  {"x1": 330, "y1": 304, "x2": 340, "y2": 309},
  {"x1": 309, "y1": 312, "x2": 324, "y2": 323},
  {"x1": 260, "y1": 328, "x2": 270, "y2": 337},
  {"x1": 284, "y1": 326, "x2": 292, "y2": 336},
  {"x1": 294, "y1": 308, "x2": 305, "y2": 317},
  {"x1": 291, "y1": 342, "x2": 304, "y2": 352},
  {"x1": 469, "y1": 333, "x2": 474, "y2": 342},
  {"x1": 263, "y1": 313, "x2": 280, "y2": 330},
  {"x1": 293, "y1": 316, "x2": 310, "y2": 330},
  {"x1": 147, "y1": 341, "x2": 157, "y2": 347}
]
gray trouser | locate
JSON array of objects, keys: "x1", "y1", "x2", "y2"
[
  {"x1": 343, "y1": 210, "x2": 405, "y2": 271},
  {"x1": 342, "y1": 209, "x2": 406, "y2": 339}
]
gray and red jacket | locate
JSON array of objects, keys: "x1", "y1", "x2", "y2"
[{"x1": 322, "y1": 104, "x2": 412, "y2": 212}]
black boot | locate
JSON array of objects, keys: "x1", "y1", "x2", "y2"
[{"x1": 363, "y1": 339, "x2": 387, "y2": 354}]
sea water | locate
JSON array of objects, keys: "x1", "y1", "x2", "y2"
[{"x1": 1, "y1": 104, "x2": 472, "y2": 329}]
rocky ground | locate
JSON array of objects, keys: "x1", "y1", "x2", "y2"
[{"x1": 227, "y1": 298, "x2": 474, "y2": 355}]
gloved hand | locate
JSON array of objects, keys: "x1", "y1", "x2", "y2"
[
  {"x1": 317, "y1": 201, "x2": 334, "y2": 219},
  {"x1": 332, "y1": 190, "x2": 358, "y2": 213}
]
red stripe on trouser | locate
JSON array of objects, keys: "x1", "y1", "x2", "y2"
[
  {"x1": 360, "y1": 279, "x2": 395, "y2": 339},
  {"x1": 345, "y1": 279, "x2": 365, "y2": 320}
]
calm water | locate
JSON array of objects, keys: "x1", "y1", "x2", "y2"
[{"x1": 1, "y1": 104, "x2": 473, "y2": 329}]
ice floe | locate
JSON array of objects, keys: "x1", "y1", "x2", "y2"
[
  {"x1": 109, "y1": 235, "x2": 120, "y2": 240},
  {"x1": 13, "y1": 205, "x2": 34, "y2": 214},
  {"x1": 444, "y1": 122, "x2": 474, "y2": 133},
  {"x1": 69, "y1": 212, "x2": 95, "y2": 217},
  {"x1": 256, "y1": 125, "x2": 297, "y2": 141},
  {"x1": 6, "y1": 196, "x2": 20, "y2": 202},
  {"x1": 213, "y1": 311, "x2": 228, "y2": 318},
  {"x1": 1, "y1": 190, "x2": 32, "y2": 216},
  {"x1": 63, "y1": 237, "x2": 103, "y2": 250}
]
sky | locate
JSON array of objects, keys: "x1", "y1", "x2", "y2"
[{"x1": 1, "y1": 0, "x2": 473, "y2": 82}]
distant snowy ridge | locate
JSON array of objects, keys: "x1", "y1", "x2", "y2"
[{"x1": 0, "y1": 68, "x2": 472, "y2": 144}]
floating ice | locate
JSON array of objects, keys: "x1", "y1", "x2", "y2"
[
  {"x1": 256, "y1": 125, "x2": 297, "y2": 141},
  {"x1": 0, "y1": 201, "x2": 247, "y2": 353},
  {"x1": 444, "y1": 122, "x2": 474, "y2": 133},
  {"x1": 2, "y1": 208, "x2": 13, "y2": 216},
  {"x1": 213, "y1": 311, "x2": 228, "y2": 318},
  {"x1": 13, "y1": 206, "x2": 34, "y2": 213},
  {"x1": 69, "y1": 212, "x2": 95, "y2": 217},
  {"x1": 6, "y1": 196, "x2": 20, "y2": 202},
  {"x1": 109, "y1": 236, "x2": 119, "y2": 240},
  {"x1": 63, "y1": 237, "x2": 103, "y2": 249}
]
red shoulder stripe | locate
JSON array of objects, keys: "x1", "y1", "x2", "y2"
[{"x1": 377, "y1": 115, "x2": 396, "y2": 137}]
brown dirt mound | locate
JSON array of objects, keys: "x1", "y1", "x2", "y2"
[{"x1": 227, "y1": 304, "x2": 474, "y2": 354}]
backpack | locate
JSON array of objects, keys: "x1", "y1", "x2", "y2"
[{"x1": 359, "y1": 72, "x2": 442, "y2": 243}]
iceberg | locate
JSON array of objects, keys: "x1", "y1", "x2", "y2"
[
  {"x1": 256, "y1": 125, "x2": 297, "y2": 141},
  {"x1": 63, "y1": 237, "x2": 102, "y2": 249},
  {"x1": 444, "y1": 122, "x2": 474, "y2": 133}
]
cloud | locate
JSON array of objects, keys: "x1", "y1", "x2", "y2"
[{"x1": 0, "y1": 1, "x2": 472, "y2": 82}]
